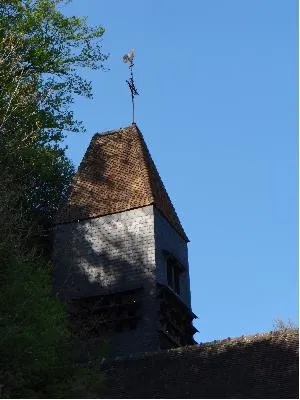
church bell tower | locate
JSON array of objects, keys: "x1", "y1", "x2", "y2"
[{"x1": 53, "y1": 123, "x2": 197, "y2": 357}]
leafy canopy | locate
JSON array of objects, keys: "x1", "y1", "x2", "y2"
[
  {"x1": 0, "y1": 247, "x2": 105, "y2": 398},
  {"x1": 0, "y1": 0, "x2": 107, "y2": 143},
  {"x1": 0, "y1": 1, "x2": 108, "y2": 397},
  {"x1": 0, "y1": 0, "x2": 108, "y2": 245}
]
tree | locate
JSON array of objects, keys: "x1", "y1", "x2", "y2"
[
  {"x1": 0, "y1": 246, "x2": 105, "y2": 398},
  {"x1": 0, "y1": 0, "x2": 107, "y2": 140},
  {"x1": 0, "y1": 1, "x2": 108, "y2": 396},
  {"x1": 0, "y1": 0, "x2": 108, "y2": 250},
  {"x1": 273, "y1": 318, "x2": 297, "y2": 332}
]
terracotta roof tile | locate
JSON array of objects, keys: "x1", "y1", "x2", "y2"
[
  {"x1": 56, "y1": 124, "x2": 188, "y2": 241},
  {"x1": 99, "y1": 329, "x2": 299, "y2": 398}
]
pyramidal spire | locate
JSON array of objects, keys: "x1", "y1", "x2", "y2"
[{"x1": 56, "y1": 124, "x2": 188, "y2": 241}]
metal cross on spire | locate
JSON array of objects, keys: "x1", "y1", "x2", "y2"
[{"x1": 123, "y1": 48, "x2": 139, "y2": 124}]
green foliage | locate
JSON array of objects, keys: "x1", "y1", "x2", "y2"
[
  {"x1": 0, "y1": 141, "x2": 74, "y2": 254},
  {"x1": 0, "y1": 248, "x2": 69, "y2": 397},
  {"x1": 0, "y1": 1, "x2": 108, "y2": 396},
  {"x1": 0, "y1": 246, "x2": 104, "y2": 398},
  {"x1": 0, "y1": 0, "x2": 108, "y2": 248},
  {"x1": 0, "y1": 0, "x2": 107, "y2": 142}
]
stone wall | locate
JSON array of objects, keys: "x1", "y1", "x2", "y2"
[{"x1": 99, "y1": 329, "x2": 299, "y2": 398}]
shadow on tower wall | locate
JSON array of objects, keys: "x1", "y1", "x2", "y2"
[{"x1": 53, "y1": 207, "x2": 157, "y2": 359}]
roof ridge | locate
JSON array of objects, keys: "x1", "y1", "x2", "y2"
[
  {"x1": 133, "y1": 125, "x2": 188, "y2": 241},
  {"x1": 100, "y1": 329, "x2": 299, "y2": 365},
  {"x1": 141, "y1": 134, "x2": 187, "y2": 240},
  {"x1": 129, "y1": 124, "x2": 154, "y2": 204},
  {"x1": 93, "y1": 125, "x2": 133, "y2": 139}
]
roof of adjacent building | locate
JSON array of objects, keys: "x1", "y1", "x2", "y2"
[
  {"x1": 56, "y1": 124, "x2": 188, "y2": 241},
  {"x1": 99, "y1": 329, "x2": 299, "y2": 399}
]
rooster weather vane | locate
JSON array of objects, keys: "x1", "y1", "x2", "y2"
[{"x1": 123, "y1": 48, "x2": 139, "y2": 124}]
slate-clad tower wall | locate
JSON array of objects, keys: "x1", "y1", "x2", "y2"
[
  {"x1": 154, "y1": 208, "x2": 191, "y2": 308},
  {"x1": 53, "y1": 206, "x2": 160, "y2": 356},
  {"x1": 53, "y1": 124, "x2": 197, "y2": 357}
]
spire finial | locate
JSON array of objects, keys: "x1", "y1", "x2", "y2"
[{"x1": 122, "y1": 48, "x2": 139, "y2": 124}]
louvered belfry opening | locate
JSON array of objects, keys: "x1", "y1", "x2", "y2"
[
  {"x1": 157, "y1": 284, "x2": 198, "y2": 349},
  {"x1": 69, "y1": 288, "x2": 142, "y2": 337}
]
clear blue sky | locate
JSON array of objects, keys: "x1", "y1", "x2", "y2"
[{"x1": 61, "y1": 0, "x2": 298, "y2": 343}]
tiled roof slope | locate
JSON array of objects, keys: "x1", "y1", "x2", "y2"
[
  {"x1": 56, "y1": 124, "x2": 188, "y2": 241},
  {"x1": 99, "y1": 329, "x2": 299, "y2": 399}
]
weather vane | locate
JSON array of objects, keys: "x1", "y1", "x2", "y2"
[{"x1": 122, "y1": 48, "x2": 139, "y2": 124}]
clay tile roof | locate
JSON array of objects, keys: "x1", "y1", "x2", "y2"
[{"x1": 56, "y1": 124, "x2": 189, "y2": 241}]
